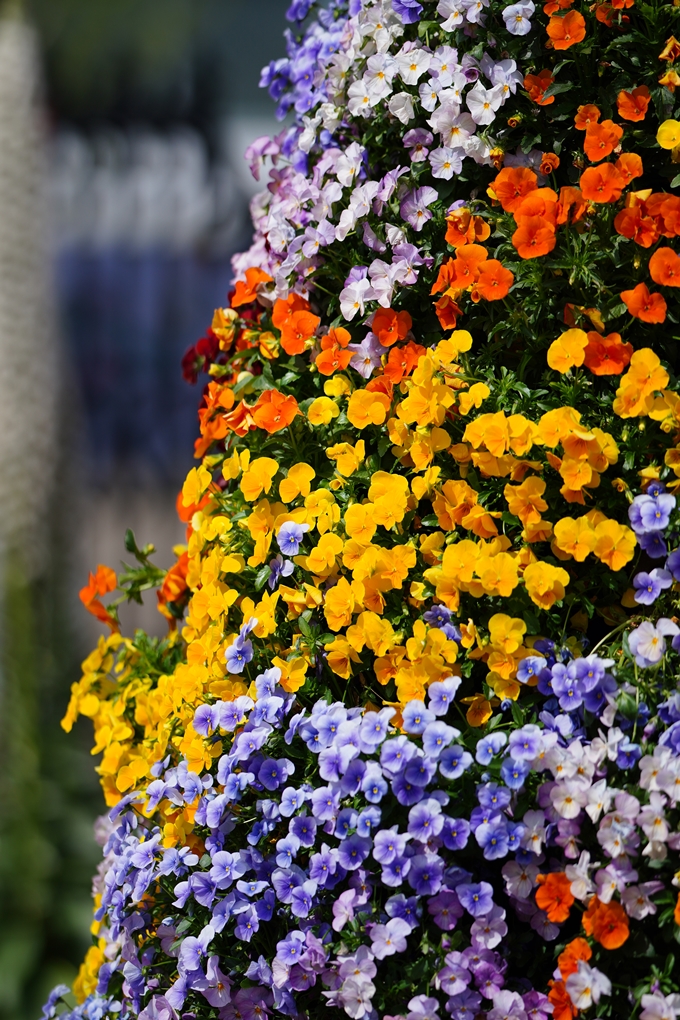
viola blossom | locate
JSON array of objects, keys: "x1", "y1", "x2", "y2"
[
  {"x1": 392, "y1": 0, "x2": 424, "y2": 25},
  {"x1": 633, "y1": 567, "x2": 673, "y2": 605},
  {"x1": 429, "y1": 146, "x2": 464, "y2": 180},
  {"x1": 629, "y1": 490, "x2": 676, "y2": 533},
  {"x1": 502, "y1": 0, "x2": 535, "y2": 34},
  {"x1": 339, "y1": 273, "x2": 373, "y2": 321},
  {"x1": 640, "y1": 991, "x2": 680, "y2": 1019},
  {"x1": 225, "y1": 617, "x2": 258, "y2": 674},
  {"x1": 348, "y1": 333, "x2": 385, "y2": 378},
  {"x1": 277, "y1": 521, "x2": 309, "y2": 556},
  {"x1": 466, "y1": 82, "x2": 505, "y2": 126},
  {"x1": 403, "y1": 128, "x2": 434, "y2": 163},
  {"x1": 629, "y1": 618, "x2": 680, "y2": 667},
  {"x1": 400, "y1": 187, "x2": 439, "y2": 231},
  {"x1": 268, "y1": 553, "x2": 294, "y2": 590},
  {"x1": 565, "y1": 961, "x2": 611, "y2": 1010}
]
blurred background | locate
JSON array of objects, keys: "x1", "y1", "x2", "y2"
[{"x1": 0, "y1": 2, "x2": 289, "y2": 1017}]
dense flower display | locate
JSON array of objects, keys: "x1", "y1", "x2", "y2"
[{"x1": 46, "y1": 1, "x2": 680, "y2": 1019}]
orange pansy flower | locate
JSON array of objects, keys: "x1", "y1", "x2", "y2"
[
  {"x1": 579, "y1": 163, "x2": 624, "y2": 203},
  {"x1": 272, "y1": 292, "x2": 310, "y2": 330},
  {"x1": 614, "y1": 205, "x2": 659, "y2": 248},
  {"x1": 547, "y1": 9, "x2": 587, "y2": 49},
  {"x1": 157, "y1": 551, "x2": 189, "y2": 623},
  {"x1": 372, "y1": 308, "x2": 413, "y2": 347},
  {"x1": 540, "y1": 152, "x2": 560, "y2": 175},
  {"x1": 557, "y1": 937, "x2": 592, "y2": 979},
  {"x1": 659, "y1": 36, "x2": 680, "y2": 62},
  {"x1": 79, "y1": 564, "x2": 119, "y2": 630},
  {"x1": 231, "y1": 267, "x2": 273, "y2": 308},
  {"x1": 583, "y1": 331, "x2": 633, "y2": 375},
  {"x1": 594, "y1": 1, "x2": 615, "y2": 25},
  {"x1": 445, "y1": 208, "x2": 491, "y2": 247},
  {"x1": 543, "y1": 0, "x2": 573, "y2": 12},
  {"x1": 315, "y1": 326, "x2": 352, "y2": 375},
  {"x1": 493, "y1": 167, "x2": 538, "y2": 212},
  {"x1": 621, "y1": 282, "x2": 667, "y2": 323},
  {"x1": 251, "y1": 389, "x2": 300, "y2": 433},
  {"x1": 617, "y1": 85, "x2": 651, "y2": 121},
  {"x1": 514, "y1": 187, "x2": 559, "y2": 226},
  {"x1": 582, "y1": 897, "x2": 629, "y2": 949},
  {"x1": 574, "y1": 104, "x2": 601, "y2": 130},
  {"x1": 548, "y1": 980, "x2": 577, "y2": 1020},
  {"x1": 452, "y1": 244, "x2": 489, "y2": 286},
  {"x1": 556, "y1": 186, "x2": 587, "y2": 225},
  {"x1": 384, "y1": 341, "x2": 426, "y2": 384},
  {"x1": 474, "y1": 260, "x2": 514, "y2": 300},
  {"x1": 280, "y1": 309, "x2": 320, "y2": 355},
  {"x1": 615, "y1": 152, "x2": 643, "y2": 185},
  {"x1": 649, "y1": 246, "x2": 680, "y2": 287},
  {"x1": 584, "y1": 119, "x2": 624, "y2": 162},
  {"x1": 535, "y1": 872, "x2": 575, "y2": 922},
  {"x1": 524, "y1": 69, "x2": 555, "y2": 105},
  {"x1": 512, "y1": 217, "x2": 557, "y2": 259},
  {"x1": 434, "y1": 294, "x2": 462, "y2": 330}
]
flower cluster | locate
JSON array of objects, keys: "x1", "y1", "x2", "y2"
[
  {"x1": 48, "y1": 1, "x2": 680, "y2": 1019},
  {"x1": 51, "y1": 652, "x2": 680, "y2": 1020}
]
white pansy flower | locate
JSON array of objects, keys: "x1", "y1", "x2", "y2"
[
  {"x1": 339, "y1": 278, "x2": 373, "y2": 321},
  {"x1": 437, "y1": 0, "x2": 465, "y2": 30},
  {"x1": 326, "y1": 53, "x2": 353, "y2": 95},
  {"x1": 388, "y1": 91, "x2": 415, "y2": 125},
  {"x1": 335, "y1": 142, "x2": 365, "y2": 188},
  {"x1": 566, "y1": 962, "x2": 611, "y2": 1010},
  {"x1": 565, "y1": 851, "x2": 595, "y2": 900},
  {"x1": 466, "y1": 81, "x2": 504, "y2": 125},
  {"x1": 396, "y1": 46, "x2": 432, "y2": 85},
  {"x1": 622, "y1": 882, "x2": 661, "y2": 919},
  {"x1": 419, "y1": 78, "x2": 442, "y2": 112},
  {"x1": 319, "y1": 102, "x2": 342, "y2": 133},
  {"x1": 429, "y1": 45, "x2": 459, "y2": 87},
  {"x1": 551, "y1": 780, "x2": 587, "y2": 819},
  {"x1": 501, "y1": 860, "x2": 538, "y2": 899},
  {"x1": 363, "y1": 52, "x2": 397, "y2": 103},
  {"x1": 503, "y1": 0, "x2": 535, "y2": 35},
  {"x1": 490, "y1": 57, "x2": 524, "y2": 93},
  {"x1": 463, "y1": 0, "x2": 490, "y2": 24},
  {"x1": 385, "y1": 223, "x2": 406, "y2": 246},
  {"x1": 348, "y1": 79, "x2": 373, "y2": 117},
  {"x1": 429, "y1": 146, "x2": 463, "y2": 179},
  {"x1": 640, "y1": 991, "x2": 680, "y2": 1020},
  {"x1": 298, "y1": 114, "x2": 322, "y2": 153}
]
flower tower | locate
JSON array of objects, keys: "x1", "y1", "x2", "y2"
[{"x1": 49, "y1": 2, "x2": 680, "y2": 1020}]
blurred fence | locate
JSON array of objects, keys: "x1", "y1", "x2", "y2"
[{"x1": 50, "y1": 124, "x2": 252, "y2": 485}]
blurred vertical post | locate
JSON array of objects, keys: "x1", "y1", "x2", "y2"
[{"x1": 0, "y1": 0, "x2": 59, "y2": 1016}]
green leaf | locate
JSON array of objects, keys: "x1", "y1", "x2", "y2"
[
  {"x1": 298, "y1": 614, "x2": 314, "y2": 641},
  {"x1": 254, "y1": 565, "x2": 271, "y2": 591},
  {"x1": 511, "y1": 701, "x2": 524, "y2": 726},
  {"x1": 541, "y1": 81, "x2": 574, "y2": 100}
]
